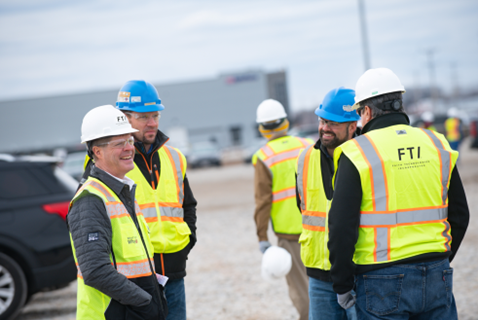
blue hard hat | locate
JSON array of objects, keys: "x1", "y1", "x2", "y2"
[
  {"x1": 116, "y1": 80, "x2": 165, "y2": 112},
  {"x1": 315, "y1": 87, "x2": 360, "y2": 122}
]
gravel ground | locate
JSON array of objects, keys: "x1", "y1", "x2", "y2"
[{"x1": 18, "y1": 140, "x2": 478, "y2": 320}]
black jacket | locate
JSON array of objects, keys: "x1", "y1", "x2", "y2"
[
  {"x1": 81, "y1": 130, "x2": 198, "y2": 280},
  {"x1": 68, "y1": 166, "x2": 166, "y2": 320},
  {"x1": 328, "y1": 113, "x2": 470, "y2": 294}
]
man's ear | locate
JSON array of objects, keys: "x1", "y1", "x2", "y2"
[
  {"x1": 349, "y1": 121, "x2": 358, "y2": 138},
  {"x1": 92, "y1": 146, "x2": 103, "y2": 161}
]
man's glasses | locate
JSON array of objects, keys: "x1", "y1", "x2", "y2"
[
  {"x1": 125, "y1": 112, "x2": 161, "y2": 123},
  {"x1": 98, "y1": 136, "x2": 135, "y2": 149},
  {"x1": 319, "y1": 118, "x2": 342, "y2": 128}
]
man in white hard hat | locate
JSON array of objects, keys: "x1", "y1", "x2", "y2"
[
  {"x1": 68, "y1": 105, "x2": 166, "y2": 319},
  {"x1": 327, "y1": 68, "x2": 469, "y2": 319},
  {"x1": 252, "y1": 99, "x2": 312, "y2": 320},
  {"x1": 80, "y1": 80, "x2": 197, "y2": 320}
]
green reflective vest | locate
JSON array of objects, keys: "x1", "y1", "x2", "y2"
[
  {"x1": 296, "y1": 145, "x2": 330, "y2": 270},
  {"x1": 70, "y1": 177, "x2": 154, "y2": 319},
  {"x1": 334, "y1": 125, "x2": 458, "y2": 265},
  {"x1": 252, "y1": 135, "x2": 313, "y2": 235},
  {"x1": 126, "y1": 146, "x2": 190, "y2": 254}
]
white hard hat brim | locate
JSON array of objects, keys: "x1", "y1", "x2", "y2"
[{"x1": 81, "y1": 127, "x2": 138, "y2": 144}]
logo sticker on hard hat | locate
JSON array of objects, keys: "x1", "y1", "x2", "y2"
[
  {"x1": 131, "y1": 96, "x2": 141, "y2": 103},
  {"x1": 342, "y1": 105, "x2": 355, "y2": 112},
  {"x1": 117, "y1": 115, "x2": 127, "y2": 123},
  {"x1": 117, "y1": 91, "x2": 131, "y2": 102}
]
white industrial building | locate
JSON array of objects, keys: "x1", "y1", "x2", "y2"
[{"x1": 0, "y1": 69, "x2": 290, "y2": 155}]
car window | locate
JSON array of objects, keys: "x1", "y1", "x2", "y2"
[{"x1": 0, "y1": 167, "x2": 50, "y2": 199}]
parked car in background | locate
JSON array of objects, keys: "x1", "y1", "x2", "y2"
[
  {"x1": 188, "y1": 141, "x2": 222, "y2": 168},
  {"x1": 61, "y1": 151, "x2": 87, "y2": 181},
  {"x1": 0, "y1": 156, "x2": 77, "y2": 319}
]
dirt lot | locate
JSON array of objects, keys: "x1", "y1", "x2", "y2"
[{"x1": 18, "y1": 140, "x2": 478, "y2": 320}]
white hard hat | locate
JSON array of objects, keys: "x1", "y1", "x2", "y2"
[
  {"x1": 353, "y1": 68, "x2": 406, "y2": 108},
  {"x1": 447, "y1": 107, "x2": 459, "y2": 118},
  {"x1": 261, "y1": 246, "x2": 292, "y2": 281},
  {"x1": 256, "y1": 99, "x2": 287, "y2": 123},
  {"x1": 421, "y1": 111, "x2": 434, "y2": 122},
  {"x1": 81, "y1": 105, "x2": 138, "y2": 143}
]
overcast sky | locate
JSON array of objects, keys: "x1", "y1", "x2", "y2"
[{"x1": 0, "y1": 0, "x2": 477, "y2": 111}]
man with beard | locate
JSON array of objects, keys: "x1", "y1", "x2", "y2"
[
  {"x1": 296, "y1": 87, "x2": 359, "y2": 320},
  {"x1": 81, "y1": 80, "x2": 197, "y2": 320},
  {"x1": 252, "y1": 99, "x2": 313, "y2": 320}
]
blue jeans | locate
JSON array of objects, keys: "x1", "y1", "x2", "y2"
[
  {"x1": 355, "y1": 259, "x2": 457, "y2": 320},
  {"x1": 309, "y1": 277, "x2": 357, "y2": 320},
  {"x1": 164, "y1": 278, "x2": 186, "y2": 320}
]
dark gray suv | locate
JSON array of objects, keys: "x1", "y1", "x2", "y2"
[{"x1": 0, "y1": 158, "x2": 77, "y2": 319}]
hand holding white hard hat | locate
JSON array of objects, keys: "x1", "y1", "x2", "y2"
[{"x1": 261, "y1": 246, "x2": 292, "y2": 281}]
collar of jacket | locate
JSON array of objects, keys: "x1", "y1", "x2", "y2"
[
  {"x1": 134, "y1": 129, "x2": 170, "y2": 156},
  {"x1": 361, "y1": 112, "x2": 410, "y2": 135},
  {"x1": 90, "y1": 165, "x2": 132, "y2": 196}
]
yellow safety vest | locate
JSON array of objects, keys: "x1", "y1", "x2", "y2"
[
  {"x1": 334, "y1": 125, "x2": 458, "y2": 265},
  {"x1": 445, "y1": 118, "x2": 461, "y2": 142},
  {"x1": 70, "y1": 177, "x2": 155, "y2": 320},
  {"x1": 252, "y1": 135, "x2": 313, "y2": 235},
  {"x1": 296, "y1": 145, "x2": 330, "y2": 270},
  {"x1": 126, "y1": 146, "x2": 190, "y2": 254}
]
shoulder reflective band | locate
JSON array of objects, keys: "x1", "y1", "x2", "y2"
[
  {"x1": 421, "y1": 129, "x2": 453, "y2": 205},
  {"x1": 296, "y1": 145, "x2": 312, "y2": 212},
  {"x1": 353, "y1": 135, "x2": 388, "y2": 212},
  {"x1": 164, "y1": 146, "x2": 184, "y2": 204},
  {"x1": 261, "y1": 145, "x2": 274, "y2": 157}
]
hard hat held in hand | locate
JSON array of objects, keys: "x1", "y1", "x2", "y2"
[
  {"x1": 261, "y1": 246, "x2": 292, "y2": 281},
  {"x1": 116, "y1": 80, "x2": 165, "y2": 113},
  {"x1": 256, "y1": 99, "x2": 287, "y2": 123},
  {"x1": 81, "y1": 105, "x2": 138, "y2": 143},
  {"x1": 315, "y1": 87, "x2": 360, "y2": 123},
  {"x1": 353, "y1": 68, "x2": 405, "y2": 108}
]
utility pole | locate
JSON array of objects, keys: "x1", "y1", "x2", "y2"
[
  {"x1": 426, "y1": 49, "x2": 437, "y2": 110},
  {"x1": 450, "y1": 62, "x2": 460, "y2": 106},
  {"x1": 358, "y1": 0, "x2": 371, "y2": 71}
]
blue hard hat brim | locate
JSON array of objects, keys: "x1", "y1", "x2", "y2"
[
  {"x1": 116, "y1": 103, "x2": 165, "y2": 112},
  {"x1": 315, "y1": 106, "x2": 360, "y2": 123}
]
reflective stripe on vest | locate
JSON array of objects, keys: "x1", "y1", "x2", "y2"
[
  {"x1": 127, "y1": 145, "x2": 191, "y2": 254},
  {"x1": 337, "y1": 125, "x2": 457, "y2": 264},
  {"x1": 296, "y1": 145, "x2": 330, "y2": 270}
]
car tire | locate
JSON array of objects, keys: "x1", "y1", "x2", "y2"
[{"x1": 0, "y1": 253, "x2": 27, "y2": 320}]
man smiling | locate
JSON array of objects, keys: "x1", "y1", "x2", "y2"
[
  {"x1": 296, "y1": 87, "x2": 359, "y2": 320},
  {"x1": 68, "y1": 105, "x2": 166, "y2": 319}
]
